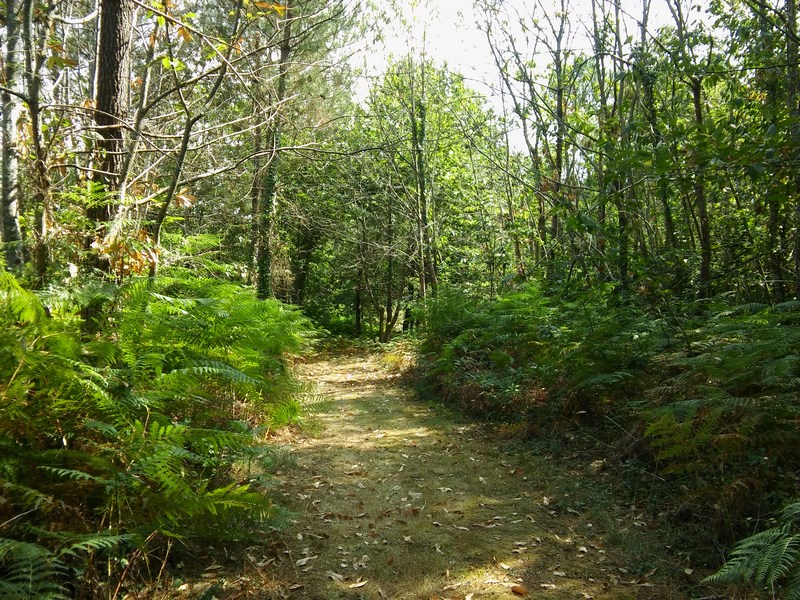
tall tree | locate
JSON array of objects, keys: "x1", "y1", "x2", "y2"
[
  {"x1": 1, "y1": 0, "x2": 23, "y2": 268},
  {"x1": 86, "y1": 0, "x2": 132, "y2": 269}
]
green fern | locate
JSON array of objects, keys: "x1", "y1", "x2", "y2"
[
  {"x1": 1, "y1": 268, "x2": 312, "y2": 592},
  {"x1": 705, "y1": 500, "x2": 800, "y2": 598},
  {"x1": 0, "y1": 539, "x2": 70, "y2": 600}
]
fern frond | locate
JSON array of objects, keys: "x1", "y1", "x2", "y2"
[
  {"x1": 0, "y1": 538, "x2": 69, "y2": 600},
  {"x1": 705, "y1": 501, "x2": 800, "y2": 597}
]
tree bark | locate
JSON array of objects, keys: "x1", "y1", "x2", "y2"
[
  {"x1": 86, "y1": 0, "x2": 132, "y2": 269},
  {"x1": 256, "y1": 4, "x2": 292, "y2": 300},
  {"x1": 91, "y1": 0, "x2": 132, "y2": 197},
  {"x1": 787, "y1": 0, "x2": 800, "y2": 296},
  {"x1": 691, "y1": 77, "x2": 712, "y2": 298},
  {"x1": 1, "y1": 0, "x2": 23, "y2": 269}
]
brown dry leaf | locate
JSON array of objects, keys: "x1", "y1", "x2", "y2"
[
  {"x1": 326, "y1": 571, "x2": 344, "y2": 582},
  {"x1": 349, "y1": 580, "x2": 368, "y2": 588},
  {"x1": 499, "y1": 563, "x2": 512, "y2": 570},
  {"x1": 403, "y1": 535, "x2": 413, "y2": 543},
  {"x1": 511, "y1": 585, "x2": 529, "y2": 596},
  {"x1": 553, "y1": 571, "x2": 566, "y2": 577},
  {"x1": 540, "y1": 583, "x2": 557, "y2": 589},
  {"x1": 294, "y1": 555, "x2": 317, "y2": 566},
  {"x1": 288, "y1": 583, "x2": 304, "y2": 590}
]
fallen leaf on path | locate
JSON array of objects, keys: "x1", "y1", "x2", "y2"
[
  {"x1": 349, "y1": 580, "x2": 368, "y2": 588},
  {"x1": 511, "y1": 585, "x2": 529, "y2": 596}
]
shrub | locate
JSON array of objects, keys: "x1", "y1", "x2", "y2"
[{"x1": 0, "y1": 270, "x2": 312, "y2": 595}]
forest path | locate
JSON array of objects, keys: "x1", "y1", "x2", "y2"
[{"x1": 252, "y1": 354, "x2": 691, "y2": 600}]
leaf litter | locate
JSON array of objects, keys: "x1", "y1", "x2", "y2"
[{"x1": 172, "y1": 354, "x2": 708, "y2": 599}]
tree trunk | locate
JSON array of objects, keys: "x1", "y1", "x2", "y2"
[
  {"x1": 787, "y1": 0, "x2": 800, "y2": 296},
  {"x1": 691, "y1": 77, "x2": 712, "y2": 298},
  {"x1": 91, "y1": 0, "x2": 132, "y2": 198},
  {"x1": 22, "y1": 0, "x2": 51, "y2": 283},
  {"x1": 86, "y1": 0, "x2": 132, "y2": 270},
  {"x1": 1, "y1": 0, "x2": 23, "y2": 269},
  {"x1": 256, "y1": 5, "x2": 291, "y2": 300}
]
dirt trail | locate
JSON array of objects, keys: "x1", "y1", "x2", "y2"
[{"x1": 249, "y1": 354, "x2": 693, "y2": 599}]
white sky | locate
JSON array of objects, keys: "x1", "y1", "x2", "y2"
[{"x1": 356, "y1": 0, "x2": 694, "y2": 107}]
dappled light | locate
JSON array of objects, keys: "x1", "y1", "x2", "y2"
[{"x1": 225, "y1": 355, "x2": 699, "y2": 599}]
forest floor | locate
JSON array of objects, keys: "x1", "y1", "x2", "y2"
[{"x1": 171, "y1": 352, "x2": 735, "y2": 600}]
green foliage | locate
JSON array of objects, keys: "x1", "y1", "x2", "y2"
[
  {"x1": 0, "y1": 539, "x2": 69, "y2": 600},
  {"x1": 0, "y1": 269, "x2": 312, "y2": 592},
  {"x1": 418, "y1": 283, "x2": 800, "y2": 550},
  {"x1": 420, "y1": 284, "x2": 656, "y2": 420},
  {"x1": 705, "y1": 500, "x2": 800, "y2": 598}
]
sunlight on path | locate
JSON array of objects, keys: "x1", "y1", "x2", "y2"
[{"x1": 249, "y1": 355, "x2": 686, "y2": 600}]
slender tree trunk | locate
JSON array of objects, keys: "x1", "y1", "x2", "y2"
[
  {"x1": 1, "y1": 0, "x2": 23, "y2": 269},
  {"x1": 410, "y1": 95, "x2": 436, "y2": 297},
  {"x1": 354, "y1": 267, "x2": 363, "y2": 337},
  {"x1": 256, "y1": 5, "x2": 291, "y2": 300},
  {"x1": 643, "y1": 73, "x2": 676, "y2": 251},
  {"x1": 22, "y1": 0, "x2": 52, "y2": 283},
  {"x1": 787, "y1": 0, "x2": 800, "y2": 296},
  {"x1": 691, "y1": 77, "x2": 712, "y2": 298}
]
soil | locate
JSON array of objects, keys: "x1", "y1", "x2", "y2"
[{"x1": 167, "y1": 353, "x2": 731, "y2": 600}]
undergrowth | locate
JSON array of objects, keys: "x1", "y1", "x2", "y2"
[
  {"x1": 417, "y1": 284, "x2": 800, "y2": 590},
  {"x1": 0, "y1": 268, "x2": 312, "y2": 597}
]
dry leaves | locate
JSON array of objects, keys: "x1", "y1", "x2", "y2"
[{"x1": 511, "y1": 584, "x2": 529, "y2": 596}]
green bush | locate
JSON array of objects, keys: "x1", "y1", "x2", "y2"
[
  {"x1": 0, "y1": 270, "x2": 312, "y2": 595},
  {"x1": 417, "y1": 285, "x2": 800, "y2": 551}
]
